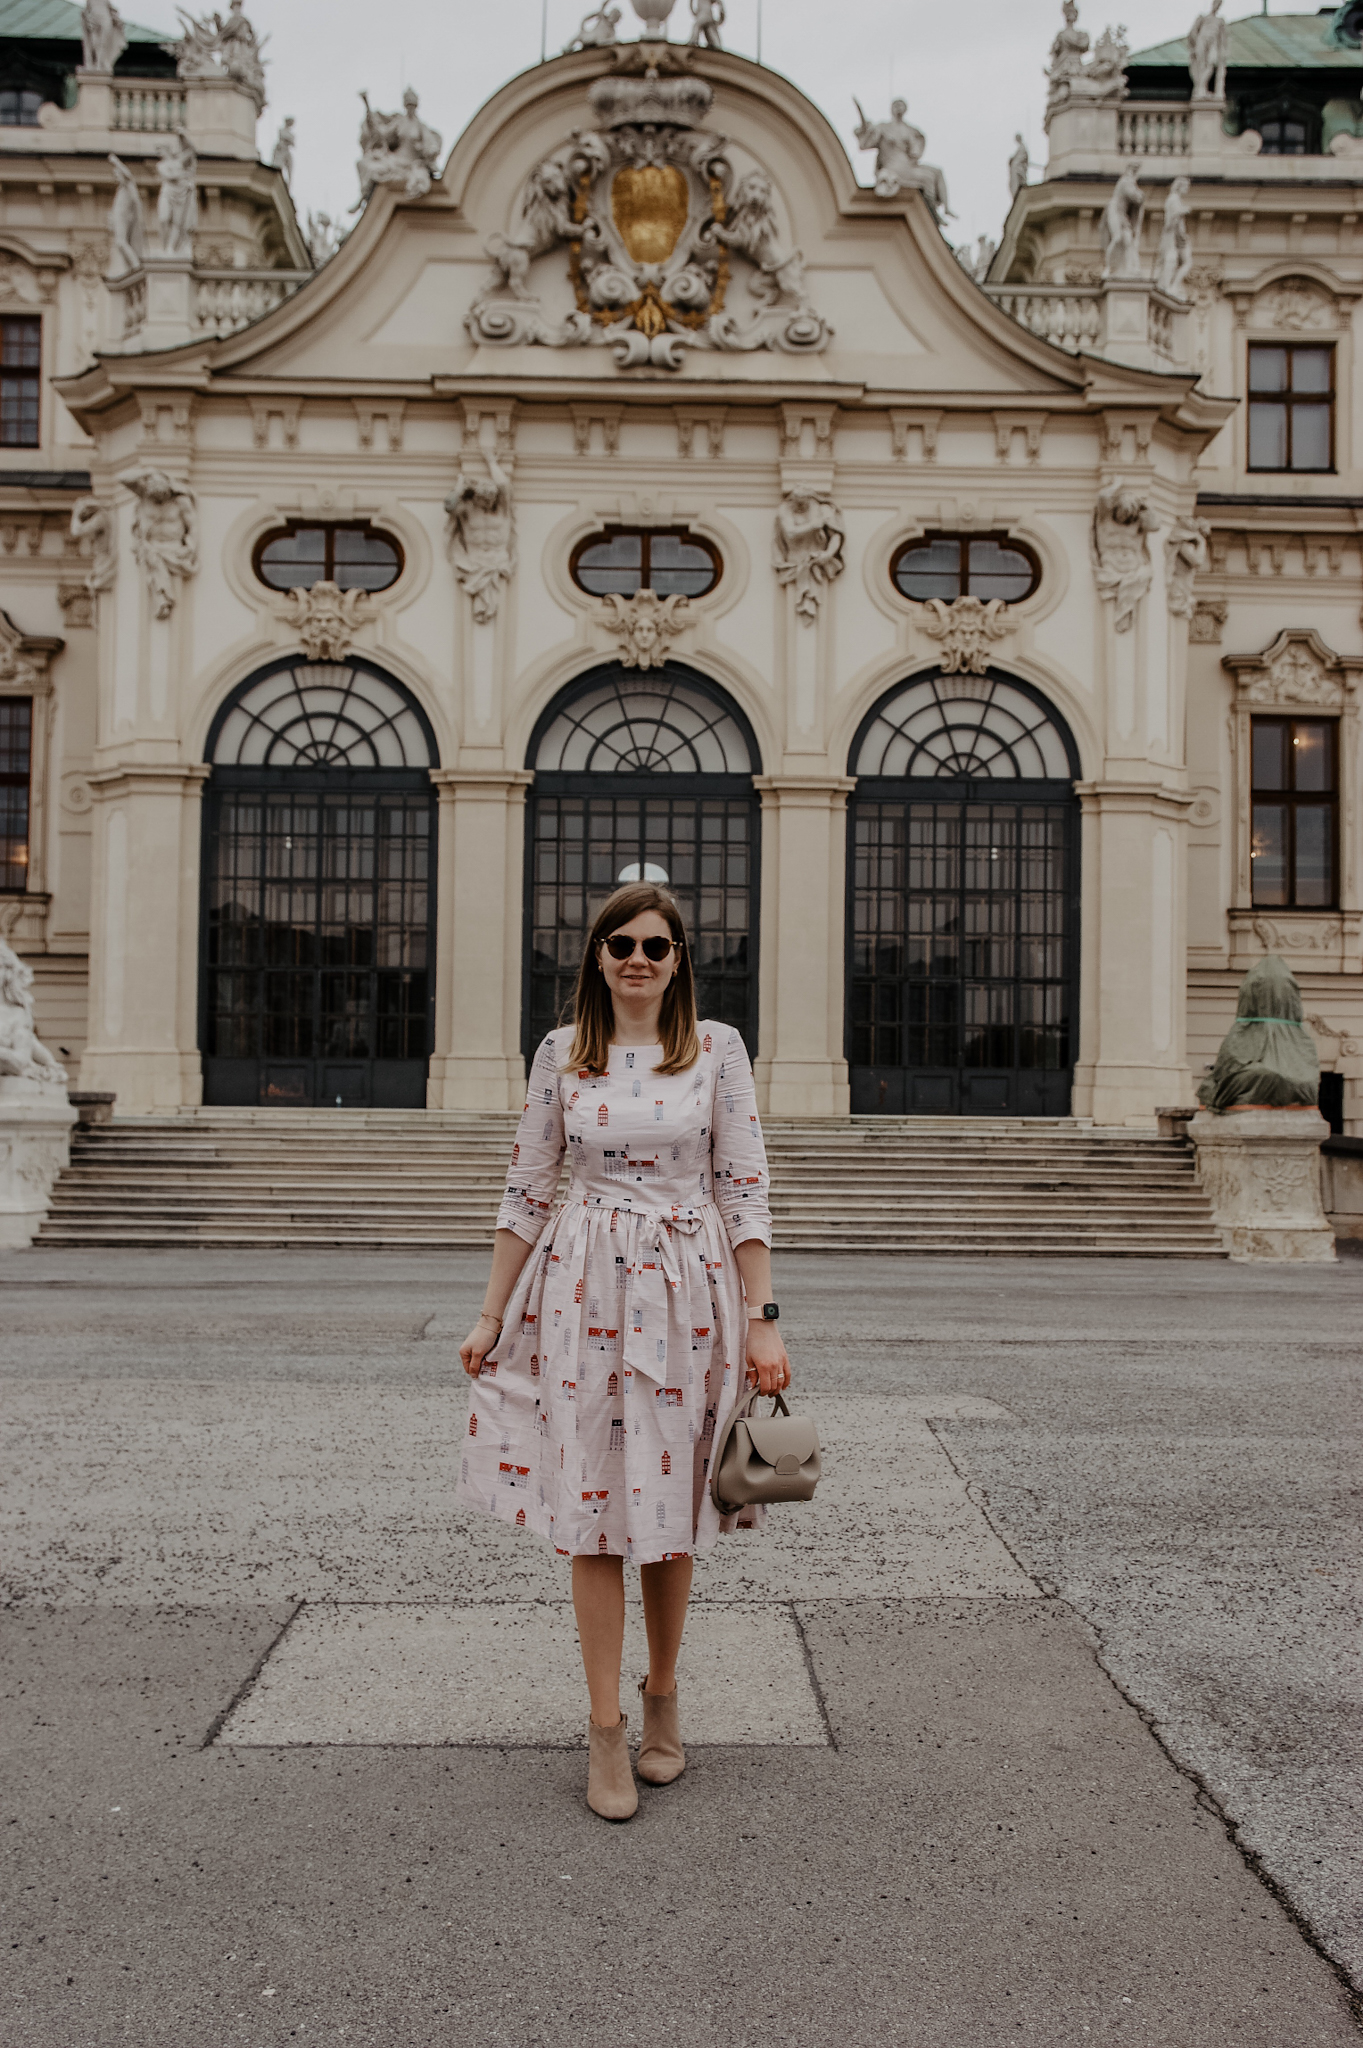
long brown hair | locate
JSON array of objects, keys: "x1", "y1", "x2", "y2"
[{"x1": 566, "y1": 883, "x2": 700, "y2": 1077}]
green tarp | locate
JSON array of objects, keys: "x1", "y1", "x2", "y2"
[{"x1": 1197, "y1": 955, "x2": 1321, "y2": 1112}]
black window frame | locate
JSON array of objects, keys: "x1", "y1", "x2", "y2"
[
  {"x1": 1247, "y1": 341, "x2": 1335, "y2": 474},
  {"x1": 0, "y1": 693, "x2": 33, "y2": 892},
  {"x1": 891, "y1": 532, "x2": 1041, "y2": 607},
  {"x1": 0, "y1": 315, "x2": 41, "y2": 450},
  {"x1": 1250, "y1": 714, "x2": 1340, "y2": 911},
  {"x1": 1241, "y1": 96, "x2": 1319, "y2": 156},
  {"x1": 569, "y1": 526, "x2": 723, "y2": 601},
  {"x1": 0, "y1": 88, "x2": 45, "y2": 126},
  {"x1": 252, "y1": 521, "x2": 405, "y2": 595}
]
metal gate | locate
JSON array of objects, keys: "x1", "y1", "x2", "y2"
[
  {"x1": 847, "y1": 671, "x2": 1080, "y2": 1116},
  {"x1": 200, "y1": 660, "x2": 437, "y2": 1108}
]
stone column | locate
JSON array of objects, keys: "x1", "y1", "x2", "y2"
[
  {"x1": 1072, "y1": 781, "x2": 1197, "y2": 1125},
  {"x1": 426, "y1": 769, "x2": 532, "y2": 1110},
  {"x1": 1191, "y1": 1107, "x2": 1336, "y2": 1261},
  {"x1": 752, "y1": 774, "x2": 854, "y2": 1118},
  {"x1": 79, "y1": 764, "x2": 209, "y2": 1111}
]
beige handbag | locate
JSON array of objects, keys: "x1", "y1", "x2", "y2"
[{"x1": 710, "y1": 1388, "x2": 822, "y2": 1517}]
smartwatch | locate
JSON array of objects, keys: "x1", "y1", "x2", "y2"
[{"x1": 747, "y1": 1302, "x2": 780, "y2": 1321}]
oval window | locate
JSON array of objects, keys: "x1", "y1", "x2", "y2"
[
  {"x1": 571, "y1": 527, "x2": 721, "y2": 600},
  {"x1": 892, "y1": 534, "x2": 1039, "y2": 606},
  {"x1": 254, "y1": 523, "x2": 403, "y2": 595}
]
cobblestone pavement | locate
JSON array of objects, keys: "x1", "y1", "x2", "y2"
[{"x1": 2, "y1": 1248, "x2": 1359, "y2": 2047}]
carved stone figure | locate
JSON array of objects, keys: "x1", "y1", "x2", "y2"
[
  {"x1": 70, "y1": 498, "x2": 117, "y2": 595},
  {"x1": 82, "y1": 0, "x2": 128, "y2": 72},
  {"x1": 920, "y1": 596, "x2": 1012, "y2": 675},
  {"x1": 1008, "y1": 134, "x2": 1030, "y2": 200},
  {"x1": 283, "y1": 582, "x2": 371, "y2": 662},
  {"x1": 1165, "y1": 515, "x2": 1210, "y2": 618},
  {"x1": 466, "y1": 70, "x2": 831, "y2": 370},
  {"x1": 444, "y1": 456, "x2": 515, "y2": 625},
  {"x1": 1100, "y1": 161, "x2": 1145, "y2": 280},
  {"x1": 601, "y1": 589, "x2": 690, "y2": 669},
  {"x1": 356, "y1": 88, "x2": 442, "y2": 206},
  {"x1": 173, "y1": 0, "x2": 267, "y2": 111},
  {"x1": 689, "y1": 0, "x2": 724, "y2": 47},
  {"x1": 107, "y1": 154, "x2": 144, "y2": 277},
  {"x1": 1089, "y1": 24, "x2": 1130, "y2": 89},
  {"x1": 774, "y1": 488, "x2": 846, "y2": 623},
  {"x1": 955, "y1": 236, "x2": 996, "y2": 283},
  {"x1": 1047, "y1": 1, "x2": 1129, "y2": 106},
  {"x1": 155, "y1": 131, "x2": 198, "y2": 258},
  {"x1": 1047, "y1": 0, "x2": 1091, "y2": 83},
  {"x1": 854, "y1": 99, "x2": 951, "y2": 218},
  {"x1": 0, "y1": 939, "x2": 67, "y2": 1091},
  {"x1": 563, "y1": 5, "x2": 621, "y2": 49},
  {"x1": 1154, "y1": 174, "x2": 1192, "y2": 299},
  {"x1": 271, "y1": 116, "x2": 295, "y2": 185},
  {"x1": 1091, "y1": 481, "x2": 1158, "y2": 632},
  {"x1": 1188, "y1": 0, "x2": 1229, "y2": 100},
  {"x1": 306, "y1": 211, "x2": 342, "y2": 266},
  {"x1": 1198, "y1": 956, "x2": 1321, "y2": 1112},
  {"x1": 125, "y1": 470, "x2": 198, "y2": 619}
]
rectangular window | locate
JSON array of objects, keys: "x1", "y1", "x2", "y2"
[
  {"x1": 0, "y1": 696, "x2": 32, "y2": 891},
  {"x1": 0, "y1": 316, "x2": 40, "y2": 448},
  {"x1": 1248, "y1": 344, "x2": 1334, "y2": 473},
  {"x1": 1251, "y1": 715, "x2": 1338, "y2": 909}
]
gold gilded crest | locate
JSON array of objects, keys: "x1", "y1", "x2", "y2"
[{"x1": 611, "y1": 166, "x2": 689, "y2": 267}]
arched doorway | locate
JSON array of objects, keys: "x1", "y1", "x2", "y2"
[
  {"x1": 847, "y1": 669, "x2": 1081, "y2": 1116},
  {"x1": 200, "y1": 658, "x2": 438, "y2": 1108},
  {"x1": 525, "y1": 663, "x2": 761, "y2": 1054}
]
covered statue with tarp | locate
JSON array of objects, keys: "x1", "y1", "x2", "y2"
[{"x1": 1197, "y1": 955, "x2": 1321, "y2": 1113}]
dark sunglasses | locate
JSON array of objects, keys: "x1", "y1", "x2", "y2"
[{"x1": 602, "y1": 934, "x2": 680, "y2": 962}]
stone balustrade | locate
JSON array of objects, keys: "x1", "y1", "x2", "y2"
[
  {"x1": 988, "y1": 285, "x2": 1102, "y2": 353},
  {"x1": 195, "y1": 270, "x2": 311, "y2": 337},
  {"x1": 111, "y1": 84, "x2": 188, "y2": 133},
  {"x1": 985, "y1": 276, "x2": 1189, "y2": 370},
  {"x1": 1117, "y1": 103, "x2": 1192, "y2": 158}
]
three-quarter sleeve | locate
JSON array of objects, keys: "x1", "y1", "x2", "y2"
[
  {"x1": 495, "y1": 1032, "x2": 567, "y2": 1244},
  {"x1": 710, "y1": 1027, "x2": 773, "y2": 1250}
]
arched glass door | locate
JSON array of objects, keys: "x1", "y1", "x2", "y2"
[
  {"x1": 525, "y1": 664, "x2": 760, "y2": 1054},
  {"x1": 847, "y1": 670, "x2": 1081, "y2": 1116},
  {"x1": 201, "y1": 659, "x2": 438, "y2": 1108}
]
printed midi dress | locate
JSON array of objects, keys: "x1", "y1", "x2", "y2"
[{"x1": 458, "y1": 1023, "x2": 773, "y2": 1562}]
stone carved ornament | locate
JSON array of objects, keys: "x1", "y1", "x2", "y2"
[
  {"x1": 1188, "y1": 0, "x2": 1229, "y2": 101},
  {"x1": 82, "y1": 0, "x2": 128, "y2": 72},
  {"x1": 0, "y1": 939, "x2": 67, "y2": 1092},
  {"x1": 171, "y1": 0, "x2": 267, "y2": 113},
  {"x1": 107, "y1": 154, "x2": 144, "y2": 278},
  {"x1": 1009, "y1": 135, "x2": 1030, "y2": 200},
  {"x1": 306, "y1": 211, "x2": 343, "y2": 266},
  {"x1": 919, "y1": 596, "x2": 1013, "y2": 675},
  {"x1": 1046, "y1": 0, "x2": 1129, "y2": 108},
  {"x1": 156, "y1": 131, "x2": 198, "y2": 259},
  {"x1": 444, "y1": 456, "x2": 516, "y2": 624},
  {"x1": 271, "y1": 116, "x2": 295, "y2": 185},
  {"x1": 1165, "y1": 515, "x2": 1210, "y2": 618},
  {"x1": 689, "y1": 0, "x2": 725, "y2": 48},
  {"x1": 1092, "y1": 482, "x2": 1158, "y2": 632},
  {"x1": 601, "y1": 588, "x2": 690, "y2": 668},
  {"x1": 282, "y1": 584, "x2": 371, "y2": 662},
  {"x1": 564, "y1": 6, "x2": 622, "y2": 50},
  {"x1": 125, "y1": 470, "x2": 198, "y2": 619},
  {"x1": 1101, "y1": 163, "x2": 1144, "y2": 281},
  {"x1": 1153, "y1": 177, "x2": 1192, "y2": 301},
  {"x1": 1224, "y1": 629, "x2": 1358, "y2": 709},
  {"x1": 467, "y1": 65, "x2": 831, "y2": 372},
  {"x1": 70, "y1": 498, "x2": 117, "y2": 596},
  {"x1": 356, "y1": 90, "x2": 442, "y2": 206},
  {"x1": 773, "y1": 487, "x2": 845, "y2": 622},
  {"x1": 853, "y1": 100, "x2": 951, "y2": 220}
]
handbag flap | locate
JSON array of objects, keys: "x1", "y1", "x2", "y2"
[{"x1": 743, "y1": 1416, "x2": 820, "y2": 1468}]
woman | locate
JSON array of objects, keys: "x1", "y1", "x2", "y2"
[{"x1": 459, "y1": 882, "x2": 789, "y2": 1821}]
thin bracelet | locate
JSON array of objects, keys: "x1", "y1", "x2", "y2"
[{"x1": 477, "y1": 1310, "x2": 504, "y2": 1329}]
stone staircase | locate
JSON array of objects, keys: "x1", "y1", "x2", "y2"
[{"x1": 34, "y1": 1110, "x2": 1225, "y2": 1256}]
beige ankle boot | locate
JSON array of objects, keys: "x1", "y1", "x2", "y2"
[
  {"x1": 636, "y1": 1679, "x2": 686, "y2": 1785},
  {"x1": 586, "y1": 1713, "x2": 638, "y2": 1821}
]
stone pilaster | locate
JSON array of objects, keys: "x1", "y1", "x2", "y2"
[
  {"x1": 752, "y1": 774, "x2": 855, "y2": 1117},
  {"x1": 426, "y1": 768, "x2": 533, "y2": 1110}
]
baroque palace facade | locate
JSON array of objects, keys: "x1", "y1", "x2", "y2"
[{"x1": 1, "y1": 0, "x2": 1361, "y2": 1132}]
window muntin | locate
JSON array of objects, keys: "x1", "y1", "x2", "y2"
[
  {"x1": 532, "y1": 672, "x2": 753, "y2": 775},
  {"x1": 571, "y1": 528, "x2": 721, "y2": 600},
  {"x1": 853, "y1": 675, "x2": 1073, "y2": 782},
  {"x1": 0, "y1": 695, "x2": 32, "y2": 890},
  {"x1": 0, "y1": 89, "x2": 44, "y2": 126},
  {"x1": 210, "y1": 664, "x2": 434, "y2": 770},
  {"x1": 1248, "y1": 344, "x2": 1334, "y2": 473},
  {"x1": 254, "y1": 523, "x2": 403, "y2": 594},
  {"x1": 892, "y1": 534, "x2": 1039, "y2": 606},
  {"x1": 0, "y1": 317, "x2": 40, "y2": 449},
  {"x1": 1243, "y1": 99, "x2": 1317, "y2": 156},
  {"x1": 1251, "y1": 715, "x2": 1338, "y2": 908}
]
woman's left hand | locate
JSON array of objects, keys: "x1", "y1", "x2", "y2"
[{"x1": 745, "y1": 1321, "x2": 791, "y2": 1396}]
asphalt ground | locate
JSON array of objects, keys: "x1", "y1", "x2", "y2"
[{"x1": 2, "y1": 1247, "x2": 1360, "y2": 2047}]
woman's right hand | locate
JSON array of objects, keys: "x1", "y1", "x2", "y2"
[{"x1": 460, "y1": 1313, "x2": 503, "y2": 1378}]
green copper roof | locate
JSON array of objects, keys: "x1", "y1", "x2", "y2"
[
  {"x1": 0, "y1": 0, "x2": 169, "y2": 44},
  {"x1": 1132, "y1": 10, "x2": 1363, "y2": 69}
]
